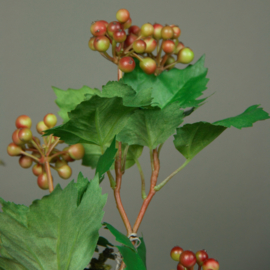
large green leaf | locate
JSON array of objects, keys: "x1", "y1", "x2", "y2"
[
  {"x1": 81, "y1": 143, "x2": 103, "y2": 168},
  {"x1": 137, "y1": 237, "x2": 146, "y2": 267},
  {"x1": 122, "y1": 55, "x2": 209, "y2": 109},
  {"x1": 0, "y1": 173, "x2": 107, "y2": 270},
  {"x1": 44, "y1": 95, "x2": 135, "y2": 150},
  {"x1": 117, "y1": 102, "x2": 184, "y2": 149}
]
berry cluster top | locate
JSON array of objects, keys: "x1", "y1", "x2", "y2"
[{"x1": 88, "y1": 9, "x2": 194, "y2": 75}]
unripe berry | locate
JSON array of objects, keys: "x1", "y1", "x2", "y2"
[
  {"x1": 15, "y1": 115, "x2": 32, "y2": 129},
  {"x1": 141, "y1": 23, "x2": 154, "y2": 37},
  {"x1": 55, "y1": 159, "x2": 67, "y2": 168},
  {"x1": 116, "y1": 9, "x2": 130, "y2": 23},
  {"x1": 88, "y1": 37, "x2": 96, "y2": 51},
  {"x1": 68, "y1": 143, "x2": 85, "y2": 160},
  {"x1": 139, "y1": 58, "x2": 157, "y2": 75},
  {"x1": 94, "y1": 36, "x2": 110, "y2": 52},
  {"x1": 174, "y1": 42, "x2": 185, "y2": 55},
  {"x1": 118, "y1": 57, "x2": 136, "y2": 73},
  {"x1": 32, "y1": 163, "x2": 43, "y2": 176},
  {"x1": 36, "y1": 121, "x2": 48, "y2": 134},
  {"x1": 144, "y1": 37, "x2": 157, "y2": 53},
  {"x1": 122, "y1": 17, "x2": 132, "y2": 29},
  {"x1": 57, "y1": 164, "x2": 72, "y2": 179},
  {"x1": 202, "y1": 258, "x2": 219, "y2": 270},
  {"x1": 62, "y1": 147, "x2": 75, "y2": 162},
  {"x1": 90, "y1": 21, "x2": 107, "y2": 36},
  {"x1": 161, "y1": 26, "x2": 174, "y2": 40},
  {"x1": 12, "y1": 129, "x2": 24, "y2": 145},
  {"x1": 124, "y1": 34, "x2": 137, "y2": 48},
  {"x1": 37, "y1": 173, "x2": 49, "y2": 190},
  {"x1": 43, "y1": 113, "x2": 57, "y2": 128},
  {"x1": 179, "y1": 250, "x2": 196, "y2": 268},
  {"x1": 165, "y1": 56, "x2": 176, "y2": 70},
  {"x1": 177, "y1": 48, "x2": 194, "y2": 64},
  {"x1": 171, "y1": 26, "x2": 181, "y2": 39},
  {"x1": 128, "y1": 25, "x2": 141, "y2": 36},
  {"x1": 196, "y1": 250, "x2": 208, "y2": 266},
  {"x1": 18, "y1": 128, "x2": 32, "y2": 142},
  {"x1": 133, "y1": 39, "x2": 146, "y2": 53},
  {"x1": 107, "y1": 21, "x2": 123, "y2": 37},
  {"x1": 19, "y1": 156, "x2": 33, "y2": 168},
  {"x1": 170, "y1": 246, "x2": 184, "y2": 261},
  {"x1": 162, "y1": 40, "x2": 176, "y2": 54},
  {"x1": 7, "y1": 143, "x2": 22, "y2": 156},
  {"x1": 177, "y1": 263, "x2": 187, "y2": 270},
  {"x1": 153, "y1": 23, "x2": 163, "y2": 40},
  {"x1": 113, "y1": 29, "x2": 127, "y2": 43}
]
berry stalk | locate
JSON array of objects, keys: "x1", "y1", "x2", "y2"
[{"x1": 44, "y1": 160, "x2": 54, "y2": 193}]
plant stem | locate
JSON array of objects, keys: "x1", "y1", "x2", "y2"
[
  {"x1": 20, "y1": 150, "x2": 40, "y2": 163},
  {"x1": 133, "y1": 149, "x2": 160, "y2": 233},
  {"x1": 135, "y1": 159, "x2": 147, "y2": 200},
  {"x1": 48, "y1": 150, "x2": 68, "y2": 161},
  {"x1": 154, "y1": 158, "x2": 191, "y2": 191},
  {"x1": 121, "y1": 145, "x2": 129, "y2": 174},
  {"x1": 47, "y1": 137, "x2": 60, "y2": 156},
  {"x1": 107, "y1": 171, "x2": 116, "y2": 189},
  {"x1": 130, "y1": 53, "x2": 143, "y2": 62},
  {"x1": 157, "y1": 143, "x2": 164, "y2": 157},
  {"x1": 156, "y1": 40, "x2": 164, "y2": 66},
  {"x1": 118, "y1": 68, "x2": 123, "y2": 81},
  {"x1": 123, "y1": 35, "x2": 142, "y2": 54},
  {"x1": 44, "y1": 161, "x2": 54, "y2": 193},
  {"x1": 31, "y1": 138, "x2": 44, "y2": 156},
  {"x1": 150, "y1": 149, "x2": 154, "y2": 171},
  {"x1": 163, "y1": 60, "x2": 177, "y2": 70}
]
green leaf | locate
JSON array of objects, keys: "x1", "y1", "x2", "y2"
[
  {"x1": 44, "y1": 95, "x2": 135, "y2": 149},
  {"x1": 174, "y1": 122, "x2": 226, "y2": 160},
  {"x1": 53, "y1": 85, "x2": 100, "y2": 123},
  {"x1": 123, "y1": 145, "x2": 144, "y2": 170},
  {"x1": 122, "y1": 55, "x2": 209, "y2": 109},
  {"x1": 81, "y1": 143, "x2": 103, "y2": 168},
  {"x1": 137, "y1": 237, "x2": 146, "y2": 267},
  {"x1": 213, "y1": 105, "x2": 270, "y2": 129},
  {"x1": 103, "y1": 222, "x2": 135, "y2": 251},
  {"x1": 117, "y1": 102, "x2": 184, "y2": 149},
  {"x1": 97, "y1": 236, "x2": 114, "y2": 247},
  {"x1": 0, "y1": 173, "x2": 107, "y2": 270},
  {"x1": 96, "y1": 137, "x2": 117, "y2": 182}
]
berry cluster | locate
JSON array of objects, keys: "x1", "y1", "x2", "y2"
[
  {"x1": 170, "y1": 246, "x2": 219, "y2": 270},
  {"x1": 7, "y1": 114, "x2": 85, "y2": 190},
  {"x1": 88, "y1": 9, "x2": 194, "y2": 75}
]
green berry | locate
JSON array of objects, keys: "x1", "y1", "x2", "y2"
[{"x1": 177, "y1": 47, "x2": 194, "y2": 64}]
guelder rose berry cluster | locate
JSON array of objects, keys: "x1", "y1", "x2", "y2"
[
  {"x1": 170, "y1": 246, "x2": 219, "y2": 270},
  {"x1": 88, "y1": 9, "x2": 194, "y2": 75},
  {"x1": 7, "y1": 114, "x2": 85, "y2": 190}
]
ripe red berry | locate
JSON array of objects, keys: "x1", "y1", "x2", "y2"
[
  {"x1": 15, "y1": 115, "x2": 32, "y2": 129},
  {"x1": 128, "y1": 25, "x2": 141, "y2": 36},
  {"x1": 118, "y1": 57, "x2": 136, "y2": 73},
  {"x1": 19, "y1": 156, "x2": 33, "y2": 168},
  {"x1": 32, "y1": 163, "x2": 43, "y2": 176},
  {"x1": 107, "y1": 21, "x2": 123, "y2": 37},
  {"x1": 177, "y1": 48, "x2": 194, "y2": 64},
  {"x1": 43, "y1": 113, "x2": 57, "y2": 128},
  {"x1": 153, "y1": 23, "x2": 163, "y2": 40},
  {"x1": 170, "y1": 246, "x2": 184, "y2": 261},
  {"x1": 124, "y1": 34, "x2": 138, "y2": 48},
  {"x1": 36, "y1": 121, "x2": 48, "y2": 134},
  {"x1": 196, "y1": 250, "x2": 209, "y2": 266},
  {"x1": 37, "y1": 173, "x2": 49, "y2": 190},
  {"x1": 144, "y1": 37, "x2": 157, "y2": 53},
  {"x1": 133, "y1": 39, "x2": 146, "y2": 53},
  {"x1": 94, "y1": 36, "x2": 110, "y2": 52},
  {"x1": 161, "y1": 26, "x2": 174, "y2": 40},
  {"x1": 57, "y1": 164, "x2": 72, "y2": 179},
  {"x1": 122, "y1": 17, "x2": 132, "y2": 29},
  {"x1": 162, "y1": 40, "x2": 176, "y2": 54},
  {"x1": 96, "y1": 20, "x2": 109, "y2": 28},
  {"x1": 116, "y1": 9, "x2": 130, "y2": 23},
  {"x1": 174, "y1": 42, "x2": 185, "y2": 55},
  {"x1": 18, "y1": 128, "x2": 32, "y2": 142},
  {"x1": 90, "y1": 21, "x2": 107, "y2": 37},
  {"x1": 68, "y1": 143, "x2": 85, "y2": 160},
  {"x1": 179, "y1": 250, "x2": 196, "y2": 268},
  {"x1": 139, "y1": 58, "x2": 157, "y2": 74},
  {"x1": 165, "y1": 56, "x2": 176, "y2": 70},
  {"x1": 141, "y1": 23, "x2": 154, "y2": 37},
  {"x1": 177, "y1": 263, "x2": 187, "y2": 270},
  {"x1": 171, "y1": 25, "x2": 181, "y2": 39},
  {"x1": 202, "y1": 258, "x2": 219, "y2": 270},
  {"x1": 113, "y1": 29, "x2": 127, "y2": 43},
  {"x1": 7, "y1": 143, "x2": 22, "y2": 156},
  {"x1": 12, "y1": 129, "x2": 24, "y2": 145}
]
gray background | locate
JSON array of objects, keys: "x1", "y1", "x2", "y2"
[{"x1": 1, "y1": 0, "x2": 270, "y2": 269}]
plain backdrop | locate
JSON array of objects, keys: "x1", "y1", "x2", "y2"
[{"x1": 1, "y1": 1, "x2": 270, "y2": 269}]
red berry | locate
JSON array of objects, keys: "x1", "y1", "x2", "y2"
[
  {"x1": 139, "y1": 58, "x2": 157, "y2": 74},
  {"x1": 128, "y1": 25, "x2": 141, "y2": 36},
  {"x1": 174, "y1": 42, "x2": 185, "y2": 55},
  {"x1": 170, "y1": 246, "x2": 184, "y2": 261},
  {"x1": 32, "y1": 163, "x2": 43, "y2": 176},
  {"x1": 202, "y1": 258, "x2": 219, "y2": 270},
  {"x1": 165, "y1": 56, "x2": 176, "y2": 70},
  {"x1": 37, "y1": 173, "x2": 49, "y2": 190},
  {"x1": 96, "y1": 20, "x2": 108, "y2": 28},
  {"x1": 171, "y1": 25, "x2": 181, "y2": 39},
  {"x1": 68, "y1": 143, "x2": 85, "y2": 160},
  {"x1": 196, "y1": 250, "x2": 208, "y2": 266},
  {"x1": 133, "y1": 39, "x2": 146, "y2": 53},
  {"x1": 162, "y1": 40, "x2": 176, "y2": 54},
  {"x1": 124, "y1": 34, "x2": 138, "y2": 48},
  {"x1": 177, "y1": 48, "x2": 194, "y2": 64},
  {"x1": 12, "y1": 129, "x2": 24, "y2": 145},
  {"x1": 19, "y1": 156, "x2": 33, "y2": 168},
  {"x1": 7, "y1": 143, "x2": 22, "y2": 156},
  {"x1": 62, "y1": 147, "x2": 75, "y2": 162},
  {"x1": 177, "y1": 263, "x2": 187, "y2": 270},
  {"x1": 94, "y1": 36, "x2": 110, "y2": 52},
  {"x1": 179, "y1": 250, "x2": 196, "y2": 268},
  {"x1": 153, "y1": 23, "x2": 163, "y2": 40},
  {"x1": 113, "y1": 29, "x2": 127, "y2": 43},
  {"x1": 107, "y1": 21, "x2": 123, "y2": 37},
  {"x1": 57, "y1": 164, "x2": 72, "y2": 179},
  {"x1": 18, "y1": 128, "x2": 32, "y2": 142},
  {"x1": 161, "y1": 26, "x2": 174, "y2": 40},
  {"x1": 90, "y1": 21, "x2": 107, "y2": 37},
  {"x1": 15, "y1": 115, "x2": 32, "y2": 129},
  {"x1": 43, "y1": 113, "x2": 57, "y2": 128},
  {"x1": 122, "y1": 17, "x2": 132, "y2": 29},
  {"x1": 141, "y1": 23, "x2": 154, "y2": 37},
  {"x1": 116, "y1": 9, "x2": 130, "y2": 23},
  {"x1": 118, "y1": 57, "x2": 136, "y2": 73},
  {"x1": 144, "y1": 37, "x2": 157, "y2": 53},
  {"x1": 36, "y1": 121, "x2": 48, "y2": 134}
]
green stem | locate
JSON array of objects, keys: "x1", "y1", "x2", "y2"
[
  {"x1": 107, "y1": 171, "x2": 116, "y2": 189},
  {"x1": 135, "y1": 159, "x2": 147, "y2": 200},
  {"x1": 31, "y1": 138, "x2": 44, "y2": 156},
  {"x1": 121, "y1": 145, "x2": 129, "y2": 174},
  {"x1": 21, "y1": 150, "x2": 40, "y2": 163},
  {"x1": 131, "y1": 53, "x2": 143, "y2": 62},
  {"x1": 154, "y1": 159, "x2": 192, "y2": 191},
  {"x1": 46, "y1": 137, "x2": 60, "y2": 156}
]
